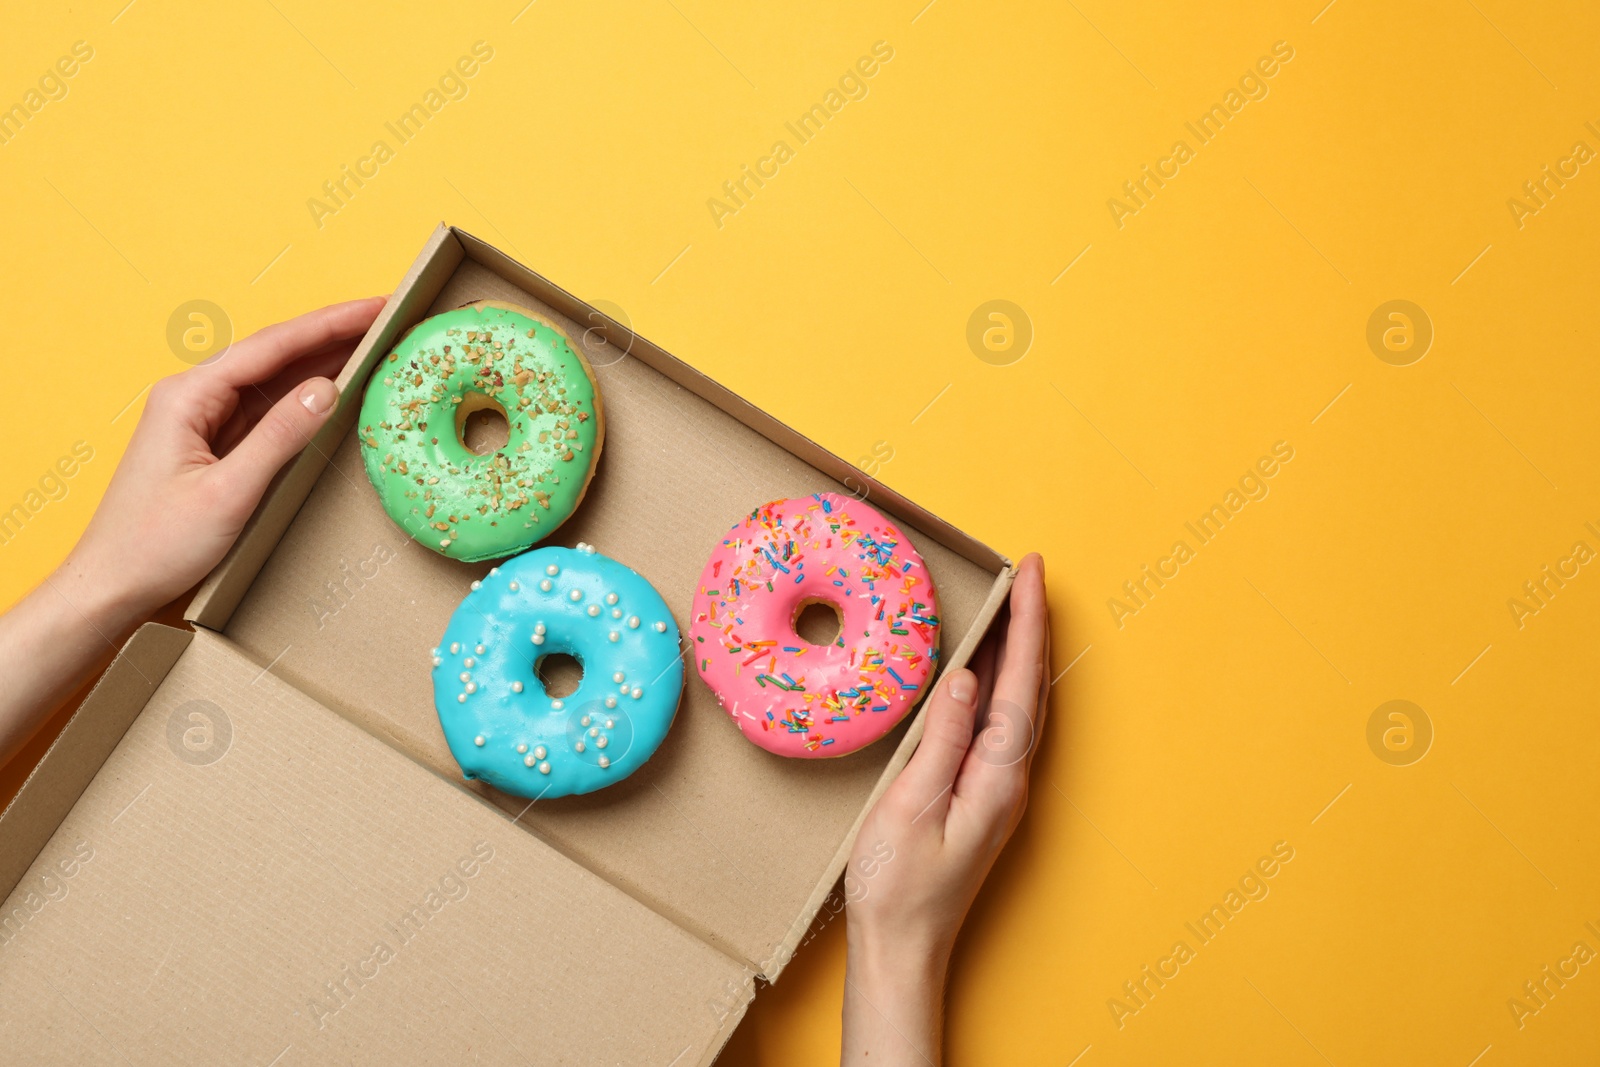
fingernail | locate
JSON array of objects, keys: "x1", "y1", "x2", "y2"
[
  {"x1": 948, "y1": 670, "x2": 975, "y2": 705},
  {"x1": 299, "y1": 378, "x2": 337, "y2": 415}
]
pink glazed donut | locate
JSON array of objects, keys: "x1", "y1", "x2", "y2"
[{"x1": 689, "y1": 493, "x2": 941, "y2": 758}]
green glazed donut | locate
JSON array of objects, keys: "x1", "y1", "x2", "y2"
[{"x1": 358, "y1": 301, "x2": 604, "y2": 562}]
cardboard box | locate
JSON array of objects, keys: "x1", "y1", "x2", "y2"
[{"x1": 0, "y1": 225, "x2": 1013, "y2": 1064}]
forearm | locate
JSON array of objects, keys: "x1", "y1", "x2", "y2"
[
  {"x1": 0, "y1": 300, "x2": 381, "y2": 770},
  {"x1": 841, "y1": 929, "x2": 949, "y2": 1066},
  {"x1": 0, "y1": 556, "x2": 146, "y2": 765}
]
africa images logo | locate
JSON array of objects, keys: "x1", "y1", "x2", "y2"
[
  {"x1": 1106, "y1": 41, "x2": 1296, "y2": 229},
  {"x1": 1107, "y1": 841, "x2": 1296, "y2": 1029},
  {"x1": 306, "y1": 42, "x2": 495, "y2": 229},
  {"x1": 1107, "y1": 442, "x2": 1295, "y2": 628},
  {"x1": 705, "y1": 41, "x2": 896, "y2": 229}
]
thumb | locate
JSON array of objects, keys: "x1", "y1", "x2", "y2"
[
  {"x1": 209, "y1": 378, "x2": 339, "y2": 521},
  {"x1": 891, "y1": 668, "x2": 979, "y2": 825}
]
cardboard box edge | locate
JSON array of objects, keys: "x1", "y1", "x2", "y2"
[
  {"x1": 192, "y1": 222, "x2": 1007, "y2": 630},
  {"x1": 186, "y1": 223, "x2": 465, "y2": 630},
  {"x1": 0, "y1": 622, "x2": 192, "y2": 902},
  {"x1": 449, "y1": 226, "x2": 1007, "y2": 574},
  {"x1": 697, "y1": 994, "x2": 755, "y2": 1067}
]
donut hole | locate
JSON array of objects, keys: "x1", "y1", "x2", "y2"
[
  {"x1": 455, "y1": 392, "x2": 510, "y2": 455},
  {"x1": 794, "y1": 598, "x2": 844, "y2": 648},
  {"x1": 535, "y1": 652, "x2": 584, "y2": 698}
]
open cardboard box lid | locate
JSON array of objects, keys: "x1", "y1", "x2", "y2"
[{"x1": 0, "y1": 226, "x2": 1014, "y2": 1064}]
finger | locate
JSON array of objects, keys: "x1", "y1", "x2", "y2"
[
  {"x1": 205, "y1": 377, "x2": 340, "y2": 522},
  {"x1": 989, "y1": 596, "x2": 1011, "y2": 707},
  {"x1": 211, "y1": 340, "x2": 363, "y2": 457},
  {"x1": 968, "y1": 627, "x2": 998, "y2": 709},
  {"x1": 138, "y1": 371, "x2": 231, "y2": 451},
  {"x1": 208, "y1": 297, "x2": 385, "y2": 389},
  {"x1": 204, "y1": 317, "x2": 371, "y2": 449},
  {"x1": 250, "y1": 332, "x2": 366, "y2": 403},
  {"x1": 1031, "y1": 563, "x2": 1052, "y2": 763},
  {"x1": 952, "y1": 554, "x2": 1048, "y2": 798},
  {"x1": 991, "y1": 553, "x2": 1048, "y2": 736},
  {"x1": 890, "y1": 668, "x2": 980, "y2": 827}
]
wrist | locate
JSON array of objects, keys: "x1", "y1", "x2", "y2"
[
  {"x1": 843, "y1": 922, "x2": 949, "y2": 1065},
  {"x1": 846, "y1": 922, "x2": 950, "y2": 997},
  {"x1": 0, "y1": 549, "x2": 149, "y2": 768},
  {"x1": 48, "y1": 552, "x2": 151, "y2": 637}
]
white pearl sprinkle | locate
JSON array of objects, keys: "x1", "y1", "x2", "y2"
[
  {"x1": 489, "y1": 568, "x2": 499, "y2": 576},
  {"x1": 551, "y1": 699, "x2": 565, "y2": 710},
  {"x1": 539, "y1": 761, "x2": 551, "y2": 774},
  {"x1": 524, "y1": 754, "x2": 536, "y2": 767},
  {"x1": 575, "y1": 741, "x2": 586, "y2": 753},
  {"x1": 450, "y1": 642, "x2": 461, "y2": 653},
  {"x1": 459, "y1": 671, "x2": 471, "y2": 683},
  {"x1": 619, "y1": 683, "x2": 629, "y2": 694},
  {"x1": 508, "y1": 581, "x2": 520, "y2": 591},
  {"x1": 612, "y1": 671, "x2": 625, "y2": 683},
  {"x1": 576, "y1": 542, "x2": 587, "y2": 551},
  {"x1": 605, "y1": 719, "x2": 614, "y2": 728},
  {"x1": 465, "y1": 682, "x2": 477, "y2": 694},
  {"x1": 532, "y1": 634, "x2": 545, "y2": 645},
  {"x1": 457, "y1": 693, "x2": 467, "y2": 703},
  {"x1": 608, "y1": 631, "x2": 619, "y2": 643},
  {"x1": 512, "y1": 680, "x2": 524, "y2": 693},
  {"x1": 474, "y1": 735, "x2": 486, "y2": 746},
  {"x1": 517, "y1": 743, "x2": 528, "y2": 754},
  {"x1": 653, "y1": 621, "x2": 667, "y2": 633},
  {"x1": 432, "y1": 655, "x2": 443, "y2": 666},
  {"x1": 569, "y1": 589, "x2": 583, "y2": 602},
  {"x1": 605, "y1": 593, "x2": 618, "y2": 605},
  {"x1": 475, "y1": 645, "x2": 486, "y2": 655},
  {"x1": 589, "y1": 727, "x2": 598, "y2": 738},
  {"x1": 598, "y1": 756, "x2": 610, "y2": 769},
  {"x1": 611, "y1": 607, "x2": 622, "y2": 619},
  {"x1": 596, "y1": 736, "x2": 609, "y2": 749},
  {"x1": 581, "y1": 715, "x2": 591, "y2": 726},
  {"x1": 587, "y1": 605, "x2": 600, "y2": 617},
  {"x1": 546, "y1": 564, "x2": 560, "y2": 576},
  {"x1": 631, "y1": 687, "x2": 642, "y2": 699},
  {"x1": 470, "y1": 580, "x2": 481, "y2": 591},
  {"x1": 540, "y1": 579, "x2": 553, "y2": 592},
  {"x1": 534, "y1": 746, "x2": 547, "y2": 760},
  {"x1": 464, "y1": 657, "x2": 476, "y2": 668},
  {"x1": 627, "y1": 616, "x2": 640, "y2": 629},
  {"x1": 604, "y1": 696, "x2": 617, "y2": 709},
  {"x1": 535, "y1": 623, "x2": 547, "y2": 635}
]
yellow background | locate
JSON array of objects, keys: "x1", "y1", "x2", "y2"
[{"x1": 3, "y1": 1, "x2": 1598, "y2": 1062}]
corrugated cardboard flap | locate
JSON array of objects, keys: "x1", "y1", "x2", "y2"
[
  {"x1": 0, "y1": 626, "x2": 751, "y2": 1065},
  {"x1": 0, "y1": 622, "x2": 190, "y2": 904}
]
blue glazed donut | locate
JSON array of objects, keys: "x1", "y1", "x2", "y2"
[{"x1": 432, "y1": 543, "x2": 683, "y2": 799}]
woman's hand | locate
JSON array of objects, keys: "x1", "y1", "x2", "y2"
[
  {"x1": 0, "y1": 297, "x2": 385, "y2": 766},
  {"x1": 58, "y1": 297, "x2": 386, "y2": 628},
  {"x1": 841, "y1": 552, "x2": 1050, "y2": 1065}
]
